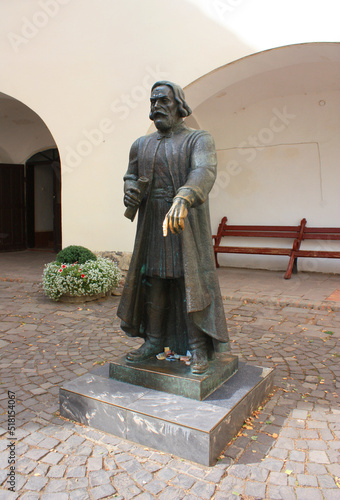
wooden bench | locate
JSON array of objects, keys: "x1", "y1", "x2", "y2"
[
  {"x1": 293, "y1": 226, "x2": 340, "y2": 271},
  {"x1": 212, "y1": 217, "x2": 340, "y2": 279}
]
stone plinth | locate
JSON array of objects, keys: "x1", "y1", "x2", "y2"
[
  {"x1": 109, "y1": 354, "x2": 238, "y2": 401},
  {"x1": 59, "y1": 362, "x2": 274, "y2": 466}
]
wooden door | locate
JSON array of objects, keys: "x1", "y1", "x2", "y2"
[
  {"x1": 52, "y1": 161, "x2": 62, "y2": 252},
  {"x1": 0, "y1": 164, "x2": 26, "y2": 251},
  {"x1": 25, "y1": 164, "x2": 35, "y2": 248},
  {"x1": 25, "y1": 149, "x2": 62, "y2": 252}
]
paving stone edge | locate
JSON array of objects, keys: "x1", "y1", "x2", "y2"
[{"x1": 222, "y1": 293, "x2": 340, "y2": 312}]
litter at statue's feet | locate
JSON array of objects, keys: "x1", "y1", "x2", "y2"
[{"x1": 156, "y1": 347, "x2": 192, "y2": 365}]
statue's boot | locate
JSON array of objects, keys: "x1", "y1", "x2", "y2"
[
  {"x1": 188, "y1": 327, "x2": 209, "y2": 374},
  {"x1": 126, "y1": 293, "x2": 165, "y2": 362},
  {"x1": 191, "y1": 348, "x2": 209, "y2": 374},
  {"x1": 125, "y1": 336, "x2": 162, "y2": 362}
]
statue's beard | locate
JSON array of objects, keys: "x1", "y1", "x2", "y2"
[{"x1": 150, "y1": 111, "x2": 175, "y2": 132}]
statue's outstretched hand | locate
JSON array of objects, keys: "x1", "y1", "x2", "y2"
[
  {"x1": 163, "y1": 198, "x2": 188, "y2": 236},
  {"x1": 124, "y1": 187, "x2": 141, "y2": 208}
]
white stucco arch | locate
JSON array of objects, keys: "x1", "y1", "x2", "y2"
[
  {"x1": 0, "y1": 91, "x2": 57, "y2": 164},
  {"x1": 0, "y1": 91, "x2": 61, "y2": 251},
  {"x1": 184, "y1": 43, "x2": 340, "y2": 110},
  {"x1": 182, "y1": 43, "x2": 340, "y2": 272}
]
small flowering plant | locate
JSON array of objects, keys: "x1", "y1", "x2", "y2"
[{"x1": 43, "y1": 256, "x2": 121, "y2": 301}]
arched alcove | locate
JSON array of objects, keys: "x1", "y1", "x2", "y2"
[
  {"x1": 184, "y1": 42, "x2": 340, "y2": 273},
  {"x1": 0, "y1": 92, "x2": 61, "y2": 252}
]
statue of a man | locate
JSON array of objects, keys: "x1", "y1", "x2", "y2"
[{"x1": 117, "y1": 81, "x2": 230, "y2": 374}]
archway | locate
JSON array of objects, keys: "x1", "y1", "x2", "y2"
[
  {"x1": 26, "y1": 149, "x2": 61, "y2": 252},
  {"x1": 0, "y1": 92, "x2": 61, "y2": 252},
  {"x1": 184, "y1": 42, "x2": 340, "y2": 273}
]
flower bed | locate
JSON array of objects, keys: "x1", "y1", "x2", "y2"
[{"x1": 43, "y1": 256, "x2": 121, "y2": 301}]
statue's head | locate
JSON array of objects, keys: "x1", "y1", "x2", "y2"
[{"x1": 149, "y1": 81, "x2": 192, "y2": 132}]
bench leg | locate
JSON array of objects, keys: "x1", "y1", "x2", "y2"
[
  {"x1": 214, "y1": 252, "x2": 220, "y2": 268},
  {"x1": 284, "y1": 254, "x2": 296, "y2": 279},
  {"x1": 292, "y1": 258, "x2": 298, "y2": 274},
  {"x1": 285, "y1": 218, "x2": 306, "y2": 279}
]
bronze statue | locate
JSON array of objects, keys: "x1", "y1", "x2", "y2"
[{"x1": 117, "y1": 81, "x2": 230, "y2": 374}]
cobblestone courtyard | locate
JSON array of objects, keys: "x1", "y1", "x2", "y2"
[{"x1": 0, "y1": 252, "x2": 339, "y2": 499}]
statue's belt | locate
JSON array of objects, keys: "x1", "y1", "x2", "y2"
[{"x1": 150, "y1": 186, "x2": 174, "y2": 202}]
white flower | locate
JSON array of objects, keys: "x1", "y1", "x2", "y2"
[{"x1": 43, "y1": 257, "x2": 121, "y2": 301}]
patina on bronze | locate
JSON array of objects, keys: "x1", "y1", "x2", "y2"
[
  {"x1": 124, "y1": 176, "x2": 149, "y2": 222},
  {"x1": 117, "y1": 81, "x2": 230, "y2": 374}
]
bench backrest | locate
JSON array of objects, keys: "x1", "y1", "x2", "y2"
[
  {"x1": 219, "y1": 227, "x2": 301, "y2": 238},
  {"x1": 303, "y1": 228, "x2": 340, "y2": 240},
  {"x1": 215, "y1": 217, "x2": 306, "y2": 240},
  {"x1": 214, "y1": 217, "x2": 340, "y2": 244}
]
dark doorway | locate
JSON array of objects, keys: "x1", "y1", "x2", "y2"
[
  {"x1": 0, "y1": 164, "x2": 26, "y2": 251},
  {"x1": 26, "y1": 149, "x2": 62, "y2": 252}
]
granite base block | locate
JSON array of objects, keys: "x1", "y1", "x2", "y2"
[
  {"x1": 59, "y1": 362, "x2": 274, "y2": 466},
  {"x1": 109, "y1": 354, "x2": 238, "y2": 400}
]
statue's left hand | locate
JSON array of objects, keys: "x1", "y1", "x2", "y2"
[{"x1": 163, "y1": 198, "x2": 188, "y2": 236}]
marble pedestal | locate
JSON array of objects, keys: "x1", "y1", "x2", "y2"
[{"x1": 60, "y1": 362, "x2": 274, "y2": 466}]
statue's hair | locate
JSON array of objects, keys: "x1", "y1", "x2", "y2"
[{"x1": 151, "y1": 81, "x2": 192, "y2": 117}]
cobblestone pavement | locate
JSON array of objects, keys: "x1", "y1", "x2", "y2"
[{"x1": 0, "y1": 257, "x2": 339, "y2": 499}]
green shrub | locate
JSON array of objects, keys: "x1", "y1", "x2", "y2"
[{"x1": 56, "y1": 245, "x2": 97, "y2": 265}]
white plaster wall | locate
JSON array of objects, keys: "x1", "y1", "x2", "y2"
[
  {"x1": 0, "y1": 0, "x2": 339, "y2": 257},
  {"x1": 0, "y1": 0, "x2": 251, "y2": 252},
  {"x1": 200, "y1": 90, "x2": 340, "y2": 272}
]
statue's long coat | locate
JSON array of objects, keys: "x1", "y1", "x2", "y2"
[{"x1": 117, "y1": 123, "x2": 229, "y2": 350}]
